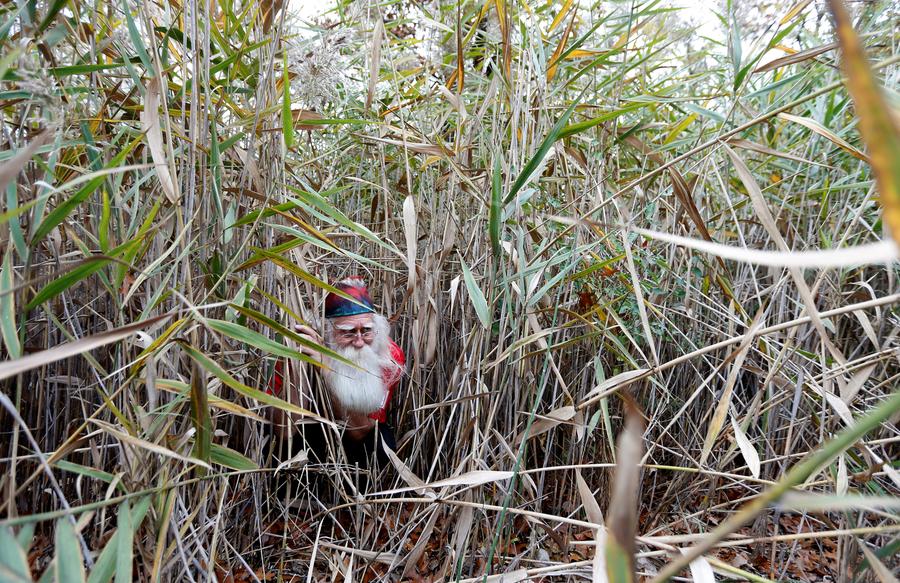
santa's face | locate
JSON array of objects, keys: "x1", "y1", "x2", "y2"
[
  {"x1": 323, "y1": 312, "x2": 392, "y2": 416},
  {"x1": 329, "y1": 313, "x2": 375, "y2": 350}
]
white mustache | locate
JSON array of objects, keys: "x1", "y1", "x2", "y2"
[{"x1": 323, "y1": 344, "x2": 391, "y2": 414}]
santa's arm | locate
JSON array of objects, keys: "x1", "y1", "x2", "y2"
[
  {"x1": 270, "y1": 323, "x2": 327, "y2": 437},
  {"x1": 268, "y1": 361, "x2": 315, "y2": 439}
]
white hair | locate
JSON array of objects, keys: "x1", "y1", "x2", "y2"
[
  {"x1": 334, "y1": 276, "x2": 368, "y2": 291},
  {"x1": 322, "y1": 313, "x2": 402, "y2": 415}
]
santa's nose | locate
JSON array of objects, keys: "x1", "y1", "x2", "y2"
[{"x1": 351, "y1": 336, "x2": 366, "y2": 348}]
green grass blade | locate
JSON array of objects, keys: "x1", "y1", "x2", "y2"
[
  {"x1": 54, "y1": 518, "x2": 85, "y2": 583},
  {"x1": 52, "y1": 461, "x2": 117, "y2": 485},
  {"x1": 37, "y1": 0, "x2": 68, "y2": 32},
  {"x1": 282, "y1": 53, "x2": 294, "y2": 149},
  {"x1": 459, "y1": 255, "x2": 490, "y2": 329},
  {"x1": 178, "y1": 342, "x2": 327, "y2": 421},
  {"x1": 209, "y1": 123, "x2": 223, "y2": 224},
  {"x1": 490, "y1": 156, "x2": 502, "y2": 258},
  {"x1": 0, "y1": 5, "x2": 26, "y2": 41},
  {"x1": 230, "y1": 186, "x2": 346, "y2": 228},
  {"x1": 87, "y1": 497, "x2": 151, "y2": 583},
  {"x1": 284, "y1": 184, "x2": 398, "y2": 255},
  {"x1": 98, "y1": 189, "x2": 110, "y2": 251},
  {"x1": 121, "y1": 0, "x2": 152, "y2": 71},
  {"x1": 49, "y1": 62, "x2": 133, "y2": 76},
  {"x1": 205, "y1": 318, "x2": 319, "y2": 364},
  {"x1": 250, "y1": 248, "x2": 376, "y2": 311},
  {"x1": 0, "y1": 526, "x2": 31, "y2": 582},
  {"x1": 114, "y1": 500, "x2": 132, "y2": 583},
  {"x1": 557, "y1": 103, "x2": 647, "y2": 139},
  {"x1": 226, "y1": 303, "x2": 352, "y2": 365},
  {"x1": 0, "y1": 250, "x2": 20, "y2": 358},
  {"x1": 210, "y1": 443, "x2": 259, "y2": 471},
  {"x1": 26, "y1": 257, "x2": 111, "y2": 311},
  {"x1": 503, "y1": 100, "x2": 578, "y2": 205},
  {"x1": 189, "y1": 360, "x2": 212, "y2": 469},
  {"x1": 27, "y1": 237, "x2": 143, "y2": 310},
  {"x1": 31, "y1": 137, "x2": 141, "y2": 245},
  {"x1": 6, "y1": 186, "x2": 26, "y2": 260}
]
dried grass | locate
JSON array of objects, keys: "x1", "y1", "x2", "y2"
[{"x1": 0, "y1": 0, "x2": 899, "y2": 581}]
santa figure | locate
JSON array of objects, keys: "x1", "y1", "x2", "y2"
[{"x1": 270, "y1": 276, "x2": 405, "y2": 466}]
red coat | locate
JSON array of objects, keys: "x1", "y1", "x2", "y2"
[{"x1": 268, "y1": 339, "x2": 406, "y2": 423}]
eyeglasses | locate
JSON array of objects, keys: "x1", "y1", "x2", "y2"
[{"x1": 336, "y1": 326, "x2": 375, "y2": 340}]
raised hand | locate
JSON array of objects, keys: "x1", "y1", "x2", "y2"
[{"x1": 294, "y1": 323, "x2": 324, "y2": 360}]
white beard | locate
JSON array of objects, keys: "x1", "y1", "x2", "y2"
[{"x1": 322, "y1": 343, "x2": 390, "y2": 415}]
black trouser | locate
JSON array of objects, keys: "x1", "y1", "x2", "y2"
[
  {"x1": 274, "y1": 421, "x2": 396, "y2": 469},
  {"x1": 341, "y1": 423, "x2": 396, "y2": 468},
  {"x1": 270, "y1": 422, "x2": 397, "y2": 502}
]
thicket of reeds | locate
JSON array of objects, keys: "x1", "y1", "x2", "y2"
[{"x1": 1, "y1": 0, "x2": 899, "y2": 580}]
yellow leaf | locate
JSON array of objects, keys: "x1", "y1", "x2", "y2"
[
  {"x1": 566, "y1": 49, "x2": 605, "y2": 59},
  {"x1": 547, "y1": 0, "x2": 574, "y2": 35},
  {"x1": 663, "y1": 113, "x2": 697, "y2": 145},
  {"x1": 780, "y1": 0, "x2": 814, "y2": 24},
  {"x1": 611, "y1": 16, "x2": 651, "y2": 50},
  {"x1": 774, "y1": 43, "x2": 798, "y2": 55},
  {"x1": 493, "y1": 0, "x2": 506, "y2": 30},
  {"x1": 518, "y1": 0, "x2": 534, "y2": 16},
  {"x1": 547, "y1": 12, "x2": 576, "y2": 82},
  {"x1": 828, "y1": 0, "x2": 900, "y2": 242}
]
